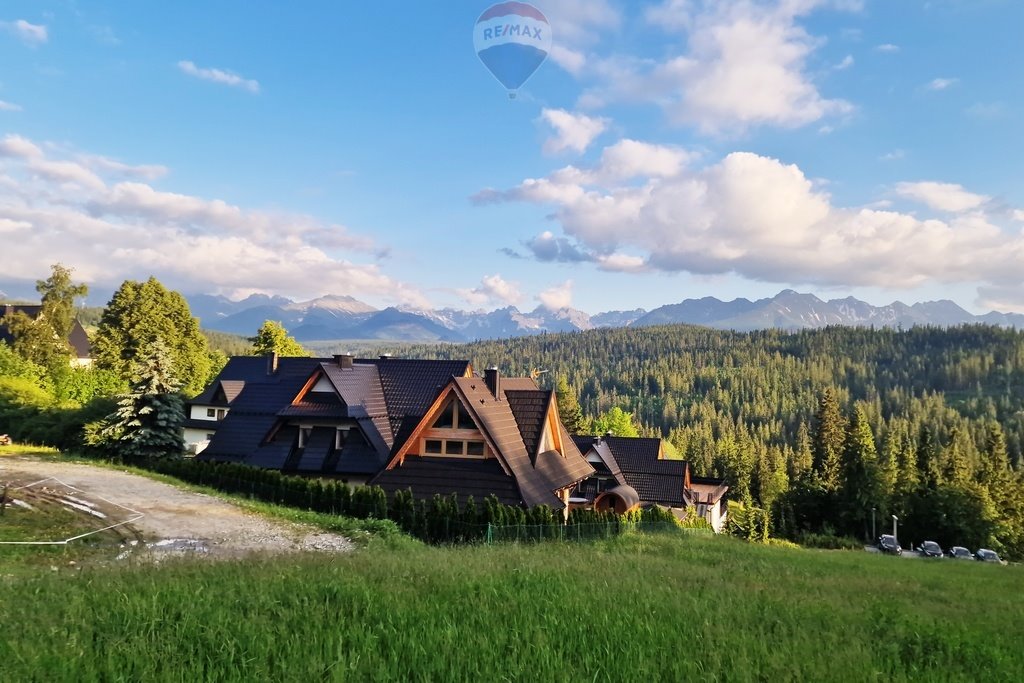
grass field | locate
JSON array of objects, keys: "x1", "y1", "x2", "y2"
[{"x1": 1, "y1": 531, "x2": 1021, "y2": 681}]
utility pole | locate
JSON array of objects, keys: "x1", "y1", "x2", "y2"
[
  {"x1": 871, "y1": 507, "x2": 876, "y2": 540},
  {"x1": 892, "y1": 514, "x2": 899, "y2": 543}
]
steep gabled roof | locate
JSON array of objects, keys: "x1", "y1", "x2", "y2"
[
  {"x1": 381, "y1": 375, "x2": 594, "y2": 509},
  {"x1": 365, "y1": 357, "x2": 471, "y2": 435},
  {"x1": 320, "y1": 362, "x2": 393, "y2": 448},
  {"x1": 505, "y1": 389, "x2": 551, "y2": 463},
  {"x1": 599, "y1": 435, "x2": 690, "y2": 506}
]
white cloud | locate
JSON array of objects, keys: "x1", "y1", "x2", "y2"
[
  {"x1": 548, "y1": 45, "x2": 587, "y2": 75},
  {"x1": 926, "y1": 77, "x2": 959, "y2": 91},
  {"x1": 835, "y1": 55, "x2": 854, "y2": 70},
  {"x1": 578, "y1": 0, "x2": 854, "y2": 134},
  {"x1": 0, "y1": 134, "x2": 429, "y2": 307},
  {"x1": 879, "y1": 149, "x2": 905, "y2": 162},
  {"x1": 894, "y1": 181, "x2": 988, "y2": 213},
  {"x1": 597, "y1": 139, "x2": 692, "y2": 180},
  {"x1": 0, "y1": 134, "x2": 43, "y2": 159},
  {"x1": 481, "y1": 139, "x2": 1024, "y2": 301},
  {"x1": 78, "y1": 154, "x2": 169, "y2": 181},
  {"x1": 537, "y1": 280, "x2": 574, "y2": 310},
  {"x1": 874, "y1": 43, "x2": 899, "y2": 52},
  {"x1": 0, "y1": 100, "x2": 23, "y2": 112},
  {"x1": 457, "y1": 274, "x2": 523, "y2": 308},
  {"x1": 540, "y1": 109, "x2": 609, "y2": 154},
  {"x1": 1012, "y1": 210, "x2": 1024, "y2": 223},
  {"x1": 596, "y1": 253, "x2": 647, "y2": 273},
  {"x1": 1, "y1": 19, "x2": 48, "y2": 46},
  {"x1": 177, "y1": 60, "x2": 260, "y2": 94}
]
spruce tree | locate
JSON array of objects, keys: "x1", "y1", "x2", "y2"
[
  {"x1": 915, "y1": 425, "x2": 940, "y2": 488},
  {"x1": 839, "y1": 406, "x2": 885, "y2": 537},
  {"x1": 102, "y1": 339, "x2": 185, "y2": 460},
  {"x1": 811, "y1": 389, "x2": 846, "y2": 492},
  {"x1": 790, "y1": 420, "x2": 814, "y2": 481},
  {"x1": 554, "y1": 375, "x2": 586, "y2": 435}
]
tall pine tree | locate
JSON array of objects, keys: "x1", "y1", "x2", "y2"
[
  {"x1": 554, "y1": 375, "x2": 586, "y2": 435},
  {"x1": 811, "y1": 389, "x2": 846, "y2": 492}
]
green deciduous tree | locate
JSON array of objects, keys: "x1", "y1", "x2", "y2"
[
  {"x1": 3, "y1": 264, "x2": 88, "y2": 370},
  {"x1": 591, "y1": 406, "x2": 640, "y2": 437},
  {"x1": 249, "y1": 320, "x2": 309, "y2": 357},
  {"x1": 92, "y1": 277, "x2": 211, "y2": 395},
  {"x1": 100, "y1": 340, "x2": 184, "y2": 460}
]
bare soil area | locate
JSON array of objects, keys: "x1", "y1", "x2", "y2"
[{"x1": 0, "y1": 456, "x2": 353, "y2": 560}]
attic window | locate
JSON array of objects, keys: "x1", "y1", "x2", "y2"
[
  {"x1": 431, "y1": 399, "x2": 475, "y2": 430},
  {"x1": 420, "y1": 438, "x2": 487, "y2": 458}
]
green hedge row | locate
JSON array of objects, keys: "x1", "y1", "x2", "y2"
[{"x1": 139, "y1": 458, "x2": 708, "y2": 544}]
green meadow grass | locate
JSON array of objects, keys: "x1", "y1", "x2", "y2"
[{"x1": 1, "y1": 532, "x2": 1021, "y2": 681}]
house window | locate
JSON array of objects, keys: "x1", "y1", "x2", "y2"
[
  {"x1": 421, "y1": 438, "x2": 487, "y2": 458},
  {"x1": 206, "y1": 408, "x2": 216, "y2": 418},
  {"x1": 216, "y1": 409, "x2": 226, "y2": 421},
  {"x1": 205, "y1": 433, "x2": 214, "y2": 441},
  {"x1": 431, "y1": 399, "x2": 475, "y2": 431},
  {"x1": 335, "y1": 428, "x2": 346, "y2": 450},
  {"x1": 298, "y1": 427, "x2": 312, "y2": 449}
]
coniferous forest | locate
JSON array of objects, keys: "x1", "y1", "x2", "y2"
[{"x1": 391, "y1": 324, "x2": 1024, "y2": 557}]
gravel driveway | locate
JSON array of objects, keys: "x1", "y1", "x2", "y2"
[{"x1": 0, "y1": 456, "x2": 353, "y2": 559}]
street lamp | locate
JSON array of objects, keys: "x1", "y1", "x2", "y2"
[
  {"x1": 871, "y1": 507, "x2": 876, "y2": 540},
  {"x1": 892, "y1": 514, "x2": 899, "y2": 543}
]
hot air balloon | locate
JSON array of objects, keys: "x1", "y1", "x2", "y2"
[{"x1": 473, "y1": 2, "x2": 552, "y2": 98}]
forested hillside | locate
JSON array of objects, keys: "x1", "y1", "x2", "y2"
[{"x1": 391, "y1": 324, "x2": 1024, "y2": 555}]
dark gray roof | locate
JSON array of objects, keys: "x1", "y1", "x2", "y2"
[
  {"x1": 321, "y1": 362, "x2": 393, "y2": 448},
  {"x1": 599, "y1": 436, "x2": 689, "y2": 506},
  {"x1": 505, "y1": 389, "x2": 552, "y2": 463},
  {"x1": 292, "y1": 426, "x2": 335, "y2": 472},
  {"x1": 196, "y1": 355, "x2": 472, "y2": 481},
  {"x1": 373, "y1": 455, "x2": 522, "y2": 506},
  {"x1": 364, "y1": 357, "x2": 470, "y2": 433}
]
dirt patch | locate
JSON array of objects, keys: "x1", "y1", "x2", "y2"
[{"x1": 0, "y1": 457, "x2": 353, "y2": 560}]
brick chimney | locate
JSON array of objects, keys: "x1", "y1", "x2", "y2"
[
  {"x1": 334, "y1": 354, "x2": 354, "y2": 369},
  {"x1": 484, "y1": 367, "x2": 501, "y2": 400},
  {"x1": 267, "y1": 352, "x2": 279, "y2": 375}
]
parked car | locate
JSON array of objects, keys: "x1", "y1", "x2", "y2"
[
  {"x1": 948, "y1": 546, "x2": 974, "y2": 560},
  {"x1": 917, "y1": 540, "x2": 944, "y2": 558},
  {"x1": 877, "y1": 534, "x2": 902, "y2": 555},
  {"x1": 975, "y1": 549, "x2": 1006, "y2": 565}
]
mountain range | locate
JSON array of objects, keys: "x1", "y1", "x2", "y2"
[{"x1": 186, "y1": 290, "x2": 1024, "y2": 343}]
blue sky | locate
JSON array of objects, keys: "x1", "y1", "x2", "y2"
[{"x1": 1, "y1": 0, "x2": 1022, "y2": 314}]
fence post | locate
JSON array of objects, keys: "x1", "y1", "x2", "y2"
[{"x1": 486, "y1": 523, "x2": 493, "y2": 545}]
